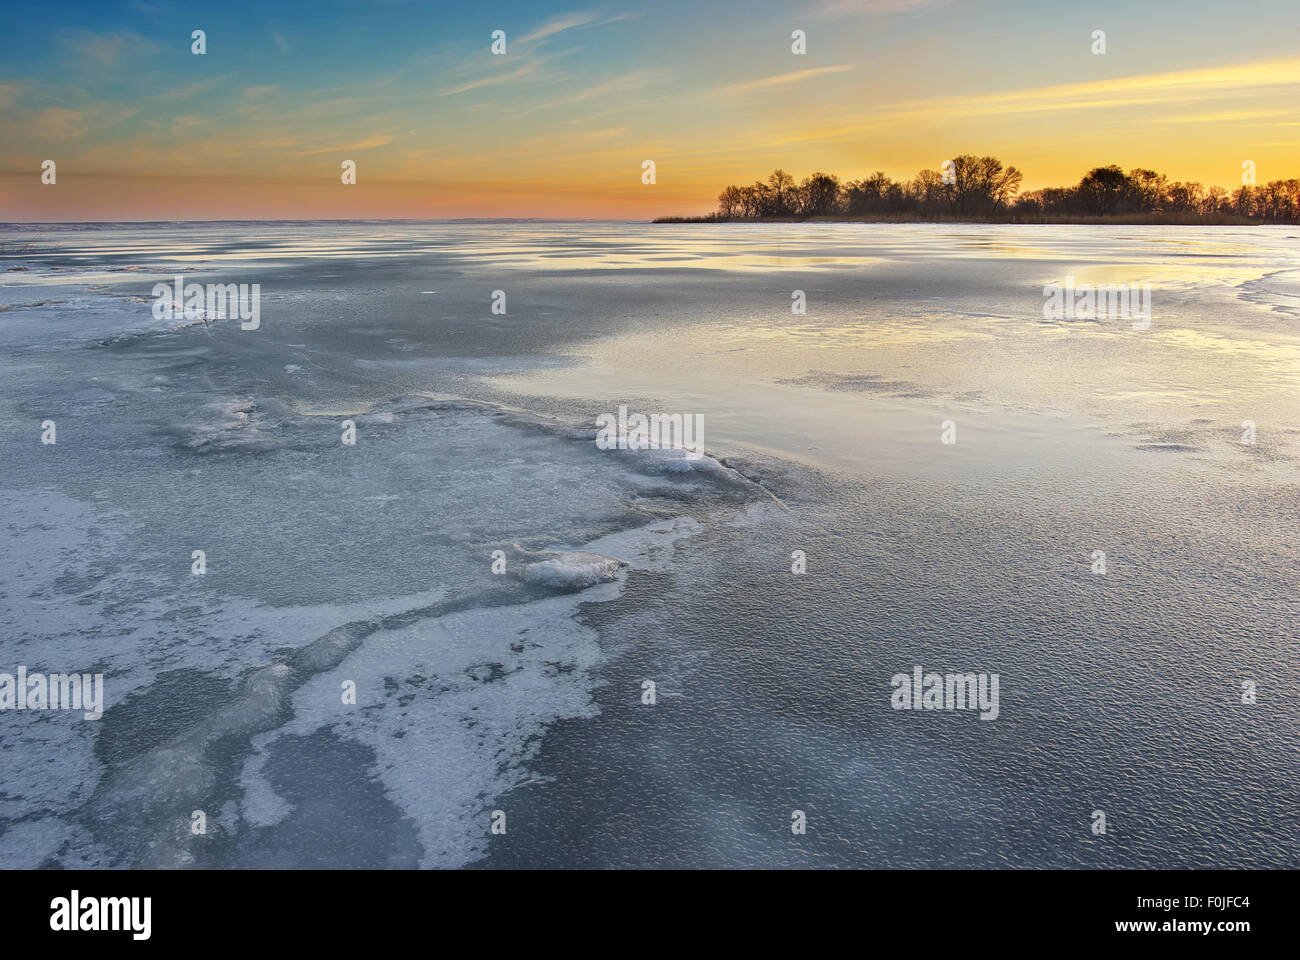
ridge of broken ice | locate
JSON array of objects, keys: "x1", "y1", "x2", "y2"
[{"x1": 514, "y1": 544, "x2": 628, "y2": 589}]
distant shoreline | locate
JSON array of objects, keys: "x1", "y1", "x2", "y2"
[
  {"x1": 685, "y1": 157, "x2": 1300, "y2": 226},
  {"x1": 653, "y1": 213, "x2": 1282, "y2": 226}
]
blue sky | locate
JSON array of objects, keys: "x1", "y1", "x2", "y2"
[{"x1": 2, "y1": 0, "x2": 1298, "y2": 218}]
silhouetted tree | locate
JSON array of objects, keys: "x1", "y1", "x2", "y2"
[
  {"x1": 717, "y1": 185, "x2": 743, "y2": 219},
  {"x1": 1128, "y1": 169, "x2": 1167, "y2": 212},
  {"x1": 1077, "y1": 165, "x2": 1132, "y2": 215},
  {"x1": 707, "y1": 157, "x2": 1293, "y2": 222},
  {"x1": 945, "y1": 155, "x2": 1023, "y2": 215},
  {"x1": 767, "y1": 169, "x2": 796, "y2": 216},
  {"x1": 909, "y1": 168, "x2": 945, "y2": 211},
  {"x1": 798, "y1": 172, "x2": 841, "y2": 216}
]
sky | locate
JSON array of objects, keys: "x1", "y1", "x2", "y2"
[{"x1": 1, "y1": 0, "x2": 1298, "y2": 220}]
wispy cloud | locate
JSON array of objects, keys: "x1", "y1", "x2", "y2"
[
  {"x1": 720, "y1": 65, "x2": 854, "y2": 94},
  {"x1": 33, "y1": 107, "x2": 87, "y2": 140},
  {"x1": 774, "y1": 56, "x2": 1300, "y2": 144},
  {"x1": 440, "y1": 62, "x2": 542, "y2": 97},
  {"x1": 552, "y1": 69, "x2": 665, "y2": 105},
  {"x1": 154, "y1": 76, "x2": 230, "y2": 103},
  {"x1": 1154, "y1": 109, "x2": 1292, "y2": 125},
  {"x1": 129, "y1": 1, "x2": 174, "y2": 16},
  {"x1": 811, "y1": 0, "x2": 952, "y2": 18},
  {"x1": 937, "y1": 58, "x2": 1300, "y2": 118},
  {"x1": 519, "y1": 11, "x2": 599, "y2": 44},
  {"x1": 288, "y1": 135, "x2": 394, "y2": 156},
  {"x1": 62, "y1": 30, "x2": 156, "y2": 66}
]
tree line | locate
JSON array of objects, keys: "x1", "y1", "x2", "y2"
[{"x1": 685, "y1": 156, "x2": 1300, "y2": 223}]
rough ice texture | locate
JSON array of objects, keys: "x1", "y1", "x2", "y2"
[{"x1": 518, "y1": 547, "x2": 628, "y2": 589}]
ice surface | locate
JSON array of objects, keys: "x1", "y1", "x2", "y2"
[{"x1": 3, "y1": 222, "x2": 1298, "y2": 868}]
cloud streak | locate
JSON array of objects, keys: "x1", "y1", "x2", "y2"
[
  {"x1": 519, "y1": 11, "x2": 599, "y2": 44},
  {"x1": 773, "y1": 56, "x2": 1300, "y2": 144},
  {"x1": 720, "y1": 65, "x2": 854, "y2": 94}
]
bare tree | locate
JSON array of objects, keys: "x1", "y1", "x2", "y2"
[
  {"x1": 948, "y1": 155, "x2": 1022, "y2": 215},
  {"x1": 799, "y1": 172, "x2": 841, "y2": 216},
  {"x1": 700, "y1": 158, "x2": 1296, "y2": 223},
  {"x1": 767, "y1": 169, "x2": 795, "y2": 216},
  {"x1": 717, "y1": 185, "x2": 743, "y2": 218}
]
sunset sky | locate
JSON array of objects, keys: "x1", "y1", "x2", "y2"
[{"x1": 2, "y1": 0, "x2": 1299, "y2": 220}]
